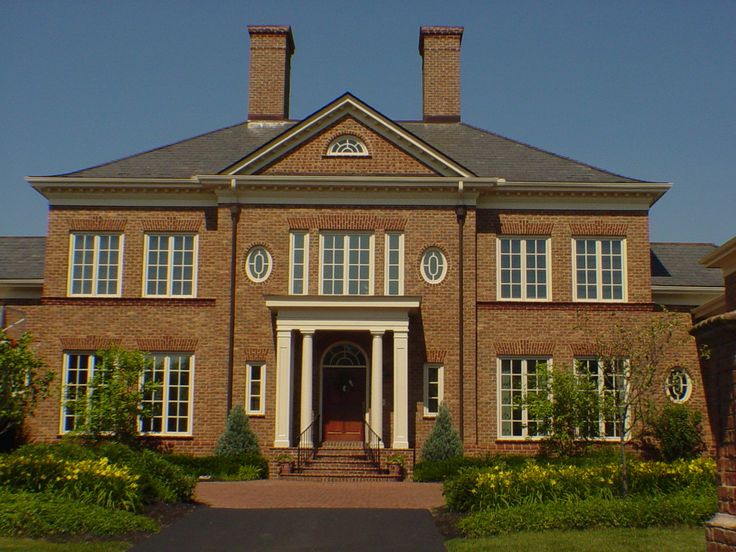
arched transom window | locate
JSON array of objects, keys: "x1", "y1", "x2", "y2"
[
  {"x1": 326, "y1": 135, "x2": 368, "y2": 156},
  {"x1": 323, "y1": 343, "x2": 367, "y2": 367}
]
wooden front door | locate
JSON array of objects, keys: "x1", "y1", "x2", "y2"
[{"x1": 323, "y1": 366, "x2": 365, "y2": 441}]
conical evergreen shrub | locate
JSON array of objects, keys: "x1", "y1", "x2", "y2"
[
  {"x1": 421, "y1": 403, "x2": 463, "y2": 462},
  {"x1": 214, "y1": 406, "x2": 260, "y2": 457}
]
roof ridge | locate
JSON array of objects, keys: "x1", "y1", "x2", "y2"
[
  {"x1": 55, "y1": 120, "x2": 254, "y2": 177},
  {"x1": 457, "y1": 122, "x2": 647, "y2": 183}
]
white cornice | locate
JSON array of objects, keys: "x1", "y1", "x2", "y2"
[
  {"x1": 700, "y1": 235, "x2": 736, "y2": 275},
  {"x1": 265, "y1": 295, "x2": 421, "y2": 310},
  {"x1": 651, "y1": 285, "x2": 724, "y2": 308}
]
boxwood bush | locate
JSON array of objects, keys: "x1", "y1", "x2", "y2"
[
  {"x1": 0, "y1": 489, "x2": 158, "y2": 537},
  {"x1": 457, "y1": 490, "x2": 717, "y2": 537},
  {"x1": 165, "y1": 452, "x2": 267, "y2": 480}
]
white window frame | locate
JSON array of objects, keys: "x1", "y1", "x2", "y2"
[
  {"x1": 67, "y1": 233, "x2": 124, "y2": 297},
  {"x1": 497, "y1": 357, "x2": 550, "y2": 440},
  {"x1": 574, "y1": 357, "x2": 629, "y2": 440},
  {"x1": 245, "y1": 362, "x2": 266, "y2": 416},
  {"x1": 60, "y1": 352, "x2": 97, "y2": 434},
  {"x1": 245, "y1": 246, "x2": 273, "y2": 283},
  {"x1": 420, "y1": 247, "x2": 448, "y2": 284},
  {"x1": 326, "y1": 135, "x2": 369, "y2": 157},
  {"x1": 497, "y1": 236, "x2": 551, "y2": 301},
  {"x1": 423, "y1": 363, "x2": 444, "y2": 417},
  {"x1": 318, "y1": 232, "x2": 375, "y2": 296},
  {"x1": 143, "y1": 234, "x2": 198, "y2": 298},
  {"x1": 384, "y1": 232, "x2": 404, "y2": 296},
  {"x1": 140, "y1": 353, "x2": 195, "y2": 436},
  {"x1": 289, "y1": 231, "x2": 310, "y2": 295},
  {"x1": 665, "y1": 367, "x2": 692, "y2": 404},
  {"x1": 572, "y1": 238, "x2": 627, "y2": 302}
]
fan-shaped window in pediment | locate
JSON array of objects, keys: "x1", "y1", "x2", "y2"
[{"x1": 326, "y1": 135, "x2": 368, "y2": 157}]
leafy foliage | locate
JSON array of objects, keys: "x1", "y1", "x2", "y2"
[
  {"x1": 165, "y1": 452, "x2": 267, "y2": 479},
  {"x1": 421, "y1": 403, "x2": 463, "y2": 462},
  {"x1": 214, "y1": 406, "x2": 261, "y2": 458},
  {"x1": 0, "y1": 489, "x2": 157, "y2": 537},
  {"x1": 457, "y1": 490, "x2": 716, "y2": 537},
  {"x1": 0, "y1": 331, "x2": 52, "y2": 444},
  {"x1": 443, "y1": 457, "x2": 715, "y2": 513},
  {"x1": 648, "y1": 404, "x2": 705, "y2": 461},
  {"x1": 69, "y1": 346, "x2": 154, "y2": 444}
]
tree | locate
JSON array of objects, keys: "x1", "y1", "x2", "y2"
[
  {"x1": 421, "y1": 403, "x2": 463, "y2": 462},
  {"x1": 524, "y1": 363, "x2": 604, "y2": 457},
  {"x1": 70, "y1": 346, "x2": 155, "y2": 445},
  {"x1": 215, "y1": 405, "x2": 260, "y2": 457},
  {"x1": 593, "y1": 310, "x2": 690, "y2": 496},
  {"x1": 0, "y1": 331, "x2": 52, "y2": 448}
]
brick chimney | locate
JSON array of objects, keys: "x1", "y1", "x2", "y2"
[
  {"x1": 247, "y1": 25, "x2": 295, "y2": 121},
  {"x1": 419, "y1": 26, "x2": 463, "y2": 123}
]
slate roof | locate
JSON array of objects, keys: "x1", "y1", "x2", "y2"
[
  {"x1": 58, "y1": 120, "x2": 642, "y2": 183},
  {"x1": 0, "y1": 237, "x2": 45, "y2": 280},
  {"x1": 650, "y1": 242, "x2": 723, "y2": 288}
]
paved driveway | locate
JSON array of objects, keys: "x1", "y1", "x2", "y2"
[{"x1": 130, "y1": 480, "x2": 447, "y2": 551}]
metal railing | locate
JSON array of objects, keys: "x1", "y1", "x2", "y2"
[
  {"x1": 296, "y1": 414, "x2": 320, "y2": 472},
  {"x1": 363, "y1": 420, "x2": 382, "y2": 470}
]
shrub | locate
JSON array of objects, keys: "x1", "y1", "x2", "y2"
[
  {"x1": 650, "y1": 404, "x2": 706, "y2": 461},
  {"x1": 215, "y1": 406, "x2": 260, "y2": 458},
  {"x1": 457, "y1": 490, "x2": 716, "y2": 537},
  {"x1": 165, "y1": 452, "x2": 267, "y2": 480},
  {"x1": 0, "y1": 489, "x2": 157, "y2": 537},
  {"x1": 444, "y1": 457, "x2": 716, "y2": 512},
  {"x1": 0, "y1": 453, "x2": 141, "y2": 511},
  {"x1": 421, "y1": 403, "x2": 462, "y2": 462}
]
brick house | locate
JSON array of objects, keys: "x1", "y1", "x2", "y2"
[{"x1": 3, "y1": 26, "x2": 724, "y2": 464}]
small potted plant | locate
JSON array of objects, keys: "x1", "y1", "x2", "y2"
[
  {"x1": 275, "y1": 453, "x2": 295, "y2": 475},
  {"x1": 386, "y1": 454, "x2": 405, "y2": 478}
]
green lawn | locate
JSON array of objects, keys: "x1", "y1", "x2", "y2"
[
  {"x1": 0, "y1": 538, "x2": 129, "y2": 552},
  {"x1": 445, "y1": 527, "x2": 705, "y2": 552}
]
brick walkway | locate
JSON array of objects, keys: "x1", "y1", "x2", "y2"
[{"x1": 195, "y1": 480, "x2": 445, "y2": 509}]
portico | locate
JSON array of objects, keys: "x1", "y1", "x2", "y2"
[{"x1": 265, "y1": 296, "x2": 420, "y2": 449}]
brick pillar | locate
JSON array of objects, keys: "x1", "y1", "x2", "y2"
[
  {"x1": 247, "y1": 25, "x2": 295, "y2": 121},
  {"x1": 419, "y1": 26, "x2": 463, "y2": 123},
  {"x1": 693, "y1": 236, "x2": 736, "y2": 551}
]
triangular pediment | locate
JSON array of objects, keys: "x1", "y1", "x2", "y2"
[{"x1": 221, "y1": 93, "x2": 472, "y2": 177}]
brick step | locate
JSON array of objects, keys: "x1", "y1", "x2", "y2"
[
  {"x1": 298, "y1": 466, "x2": 386, "y2": 475},
  {"x1": 306, "y1": 457, "x2": 375, "y2": 465},
  {"x1": 281, "y1": 472, "x2": 401, "y2": 482},
  {"x1": 313, "y1": 449, "x2": 370, "y2": 457}
]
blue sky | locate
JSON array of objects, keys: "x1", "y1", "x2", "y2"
[{"x1": 1, "y1": 1, "x2": 734, "y2": 244}]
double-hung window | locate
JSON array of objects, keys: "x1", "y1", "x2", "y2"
[
  {"x1": 60, "y1": 353, "x2": 97, "y2": 432},
  {"x1": 574, "y1": 238, "x2": 625, "y2": 301},
  {"x1": 68, "y1": 234, "x2": 123, "y2": 296},
  {"x1": 320, "y1": 233, "x2": 373, "y2": 295},
  {"x1": 423, "y1": 363, "x2": 443, "y2": 417},
  {"x1": 498, "y1": 357, "x2": 548, "y2": 438},
  {"x1": 144, "y1": 234, "x2": 197, "y2": 297},
  {"x1": 385, "y1": 232, "x2": 404, "y2": 295},
  {"x1": 498, "y1": 237, "x2": 549, "y2": 300},
  {"x1": 575, "y1": 358, "x2": 628, "y2": 438},
  {"x1": 245, "y1": 362, "x2": 266, "y2": 415},
  {"x1": 290, "y1": 232, "x2": 309, "y2": 295},
  {"x1": 141, "y1": 353, "x2": 194, "y2": 435}
]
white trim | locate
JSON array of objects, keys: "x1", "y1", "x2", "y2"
[
  {"x1": 326, "y1": 135, "x2": 369, "y2": 157},
  {"x1": 652, "y1": 285, "x2": 723, "y2": 307},
  {"x1": 245, "y1": 361, "x2": 267, "y2": 416},
  {"x1": 142, "y1": 233, "x2": 198, "y2": 298},
  {"x1": 289, "y1": 231, "x2": 310, "y2": 295},
  {"x1": 420, "y1": 247, "x2": 448, "y2": 284},
  {"x1": 140, "y1": 353, "x2": 195, "y2": 437},
  {"x1": 496, "y1": 236, "x2": 551, "y2": 301},
  {"x1": 496, "y1": 356, "x2": 550, "y2": 440},
  {"x1": 60, "y1": 352, "x2": 97, "y2": 434},
  {"x1": 423, "y1": 363, "x2": 444, "y2": 417},
  {"x1": 67, "y1": 233, "x2": 124, "y2": 297},
  {"x1": 665, "y1": 367, "x2": 693, "y2": 404},
  {"x1": 319, "y1": 231, "x2": 374, "y2": 296},
  {"x1": 384, "y1": 232, "x2": 404, "y2": 296},
  {"x1": 245, "y1": 246, "x2": 273, "y2": 283},
  {"x1": 572, "y1": 237, "x2": 628, "y2": 303}
]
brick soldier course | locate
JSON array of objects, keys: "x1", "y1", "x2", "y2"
[{"x1": 2, "y1": 24, "x2": 722, "y2": 476}]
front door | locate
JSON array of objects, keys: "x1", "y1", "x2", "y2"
[{"x1": 321, "y1": 343, "x2": 367, "y2": 442}]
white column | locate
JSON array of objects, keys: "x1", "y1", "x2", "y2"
[
  {"x1": 274, "y1": 329, "x2": 293, "y2": 448},
  {"x1": 370, "y1": 330, "x2": 384, "y2": 446},
  {"x1": 299, "y1": 330, "x2": 315, "y2": 445},
  {"x1": 392, "y1": 329, "x2": 409, "y2": 449}
]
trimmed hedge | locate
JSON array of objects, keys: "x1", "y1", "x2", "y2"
[
  {"x1": 444, "y1": 457, "x2": 716, "y2": 512},
  {"x1": 164, "y1": 453, "x2": 268, "y2": 480},
  {"x1": 457, "y1": 490, "x2": 717, "y2": 537},
  {"x1": 0, "y1": 489, "x2": 158, "y2": 537}
]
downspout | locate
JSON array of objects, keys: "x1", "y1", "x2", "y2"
[
  {"x1": 456, "y1": 180, "x2": 467, "y2": 442},
  {"x1": 226, "y1": 181, "x2": 241, "y2": 415}
]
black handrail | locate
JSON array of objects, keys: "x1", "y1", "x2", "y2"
[
  {"x1": 363, "y1": 419, "x2": 382, "y2": 470},
  {"x1": 296, "y1": 414, "x2": 320, "y2": 472}
]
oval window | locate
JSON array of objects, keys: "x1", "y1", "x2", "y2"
[
  {"x1": 246, "y1": 246, "x2": 272, "y2": 283},
  {"x1": 420, "y1": 247, "x2": 447, "y2": 284},
  {"x1": 665, "y1": 367, "x2": 692, "y2": 403}
]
